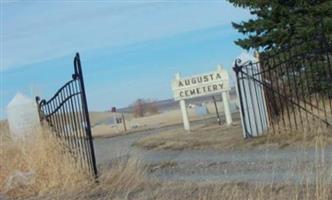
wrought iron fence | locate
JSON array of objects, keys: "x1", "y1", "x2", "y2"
[
  {"x1": 36, "y1": 53, "x2": 97, "y2": 177},
  {"x1": 234, "y1": 31, "x2": 332, "y2": 137}
]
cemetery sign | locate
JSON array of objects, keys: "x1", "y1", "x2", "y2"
[
  {"x1": 171, "y1": 67, "x2": 230, "y2": 100},
  {"x1": 171, "y1": 66, "x2": 232, "y2": 131}
]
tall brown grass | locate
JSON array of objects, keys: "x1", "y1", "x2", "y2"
[
  {"x1": 0, "y1": 127, "x2": 90, "y2": 199},
  {"x1": 29, "y1": 158, "x2": 154, "y2": 200},
  {"x1": 1, "y1": 121, "x2": 331, "y2": 199},
  {"x1": 269, "y1": 99, "x2": 332, "y2": 135}
]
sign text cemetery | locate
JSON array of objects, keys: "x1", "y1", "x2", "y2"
[
  {"x1": 171, "y1": 66, "x2": 232, "y2": 130},
  {"x1": 172, "y1": 69, "x2": 230, "y2": 100}
]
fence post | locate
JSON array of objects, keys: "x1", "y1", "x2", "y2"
[{"x1": 122, "y1": 113, "x2": 127, "y2": 132}]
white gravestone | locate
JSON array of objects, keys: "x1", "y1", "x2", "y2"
[
  {"x1": 172, "y1": 66, "x2": 232, "y2": 131},
  {"x1": 234, "y1": 52, "x2": 269, "y2": 137},
  {"x1": 7, "y1": 93, "x2": 41, "y2": 138}
]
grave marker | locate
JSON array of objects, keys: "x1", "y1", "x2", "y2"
[{"x1": 7, "y1": 92, "x2": 41, "y2": 138}]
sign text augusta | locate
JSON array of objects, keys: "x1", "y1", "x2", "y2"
[
  {"x1": 172, "y1": 68, "x2": 230, "y2": 100},
  {"x1": 171, "y1": 66, "x2": 232, "y2": 131}
]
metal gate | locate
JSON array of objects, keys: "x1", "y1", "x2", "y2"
[
  {"x1": 36, "y1": 53, "x2": 97, "y2": 177},
  {"x1": 234, "y1": 30, "x2": 332, "y2": 137}
]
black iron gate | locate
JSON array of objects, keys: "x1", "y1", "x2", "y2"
[
  {"x1": 234, "y1": 31, "x2": 332, "y2": 137},
  {"x1": 36, "y1": 53, "x2": 97, "y2": 177}
]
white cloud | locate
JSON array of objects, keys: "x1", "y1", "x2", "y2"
[{"x1": 2, "y1": 1, "x2": 250, "y2": 71}]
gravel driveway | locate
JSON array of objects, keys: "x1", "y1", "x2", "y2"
[{"x1": 94, "y1": 122, "x2": 332, "y2": 184}]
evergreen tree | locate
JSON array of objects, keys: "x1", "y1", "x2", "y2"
[
  {"x1": 228, "y1": 0, "x2": 332, "y2": 50},
  {"x1": 229, "y1": 0, "x2": 332, "y2": 102}
]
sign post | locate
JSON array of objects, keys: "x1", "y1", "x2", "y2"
[
  {"x1": 176, "y1": 73, "x2": 191, "y2": 131},
  {"x1": 172, "y1": 66, "x2": 232, "y2": 131},
  {"x1": 222, "y1": 91, "x2": 232, "y2": 125},
  {"x1": 212, "y1": 96, "x2": 221, "y2": 125}
]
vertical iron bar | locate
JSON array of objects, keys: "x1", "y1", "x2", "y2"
[
  {"x1": 289, "y1": 47, "x2": 304, "y2": 130},
  {"x1": 43, "y1": 103, "x2": 55, "y2": 132},
  {"x1": 319, "y1": 18, "x2": 332, "y2": 115},
  {"x1": 302, "y1": 52, "x2": 316, "y2": 124},
  {"x1": 51, "y1": 99, "x2": 62, "y2": 137},
  {"x1": 281, "y1": 52, "x2": 298, "y2": 130},
  {"x1": 266, "y1": 59, "x2": 281, "y2": 133},
  {"x1": 56, "y1": 96, "x2": 66, "y2": 138},
  {"x1": 325, "y1": 47, "x2": 332, "y2": 114},
  {"x1": 311, "y1": 51, "x2": 327, "y2": 126},
  {"x1": 295, "y1": 45, "x2": 310, "y2": 128},
  {"x1": 76, "y1": 82, "x2": 94, "y2": 174},
  {"x1": 62, "y1": 86, "x2": 77, "y2": 156},
  {"x1": 68, "y1": 82, "x2": 84, "y2": 163},
  {"x1": 315, "y1": 53, "x2": 328, "y2": 123},
  {"x1": 275, "y1": 58, "x2": 292, "y2": 132},
  {"x1": 75, "y1": 53, "x2": 98, "y2": 178},
  {"x1": 73, "y1": 80, "x2": 90, "y2": 171},
  {"x1": 308, "y1": 55, "x2": 321, "y2": 117},
  {"x1": 274, "y1": 56, "x2": 288, "y2": 131},
  {"x1": 317, "y1": 37, "x2": 329, "y2": 124},
  {"x1": 59, "y1": 91, "x2": 71, "y2": 147}
]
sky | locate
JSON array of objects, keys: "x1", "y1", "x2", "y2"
[{"x1": 0, "y1": 1, "x2": 252, "y2": 119}]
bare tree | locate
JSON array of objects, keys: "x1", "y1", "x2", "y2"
[{"x1": 132, "y1": 99, "x2": 159, "y2": 117}]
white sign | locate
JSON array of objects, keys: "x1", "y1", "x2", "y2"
[
  {"x1": 171, "y1": 68, "x2": 230, "y2": 101},
  {"x1": 171, "y1": 66, "x2": 232, "y2": 131}
]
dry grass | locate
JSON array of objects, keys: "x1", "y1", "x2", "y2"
[
  {"x1": 90, "y1": 100, "x2": 237, "y2": 138},
  {"x1": 133, "y1": 122, "x2": 243, "y2": 150},
  {"x1": 134, "y1": 100, "x2": 332, "y2": 151},
  {"x1": 269, "y1": 99, "x2": 332, "y2": 134},
  {"x1": 28, "y1": 158, "x2": 156, "y2": 200},
  {"x1": 0, "y1": 126, "x2": 90, "y2": 199},
  {"x1": 1, "y1": 114, "x2": 332, "y2": 199},
  {"x1": 21, "y1": 134, "x2": 332, "y2": 200},
  {"x1": 134, "y1": 120, "x2": 332, "y2": 151}
]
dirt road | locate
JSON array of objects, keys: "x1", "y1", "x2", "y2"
[{"x1": 94, "y1": 119, "x2": 332, "y2": 184}]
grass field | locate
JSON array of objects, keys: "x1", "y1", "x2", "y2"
[
  {"x1": 134, "y1": 121, "x2": 332, "y2": 151},
  {"x1": 21, "y1": 134, "x2": 332, "y2": 200},
  {"x1": 90, "y1": 101, "x2": 236, "y2": 138},
  {"x1": 1, "y1": 111, "x2": 332, "y2": 199}
]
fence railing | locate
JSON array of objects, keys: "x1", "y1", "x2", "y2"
[
  {"x1": 234, "y1": 32, "x2": 332, "y2": 137},
  {"x1": 36, "y1": 53, "x2": 98, "y2": 177}
]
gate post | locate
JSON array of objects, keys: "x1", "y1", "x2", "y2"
[{"x1": 233, "y1": 59, "x2": 250, "y2": 138}]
